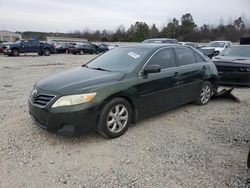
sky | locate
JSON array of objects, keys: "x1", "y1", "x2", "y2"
[{"x1": 0, "y1": 0, "x2": 249, "y2": 32}]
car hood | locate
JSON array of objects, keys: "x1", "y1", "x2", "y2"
[
  {"x1": 212, "y1": 56, "x2": 250, "y2": 65},
  {"x1": 36, "y1": 67, "x2": 126, "y2": 94},
  {"x1": 202, "y1": 47, "x2": 224, "y2": 52},
  {"x1": 7, "y1": 43, "x2": 20, "y2": 48}
]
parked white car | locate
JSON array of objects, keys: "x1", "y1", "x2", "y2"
[{"x1": 201, "y1": 41, "x2": 232, "y2": 55}]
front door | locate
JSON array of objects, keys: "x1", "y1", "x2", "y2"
[
  {"x1": 21, "y1": 40, "x2": 31, "y2": 53},
  {"x1": 136, "y1": 47, "x2": 181, "y2": 118}
]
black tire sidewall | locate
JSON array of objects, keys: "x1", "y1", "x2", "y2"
[
  {"x1": 12, "y1": 49, "x2": 19, "y2": 56},
  {"x1": 195, "y1": 81, "x2": 212, "y2": 105},
  {"x1": 97, "y1": 98, "x2": 132, "y2": 139},
  {"x1": 43, "y1": 49, "x2": 50, "y2": 56}
]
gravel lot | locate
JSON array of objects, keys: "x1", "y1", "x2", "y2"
[{"x1": 0, "y1": 53, "x2": 250, "y2": 188}]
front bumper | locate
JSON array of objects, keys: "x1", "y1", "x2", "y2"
[
  {"x1": 28, "y1": 100, "x2": 99, "y2": 136},
  {"x1": 3, "y1": 49, "x2": 11, "y2": 55},
  {"x1": 218, "y1": 72, "x2": 250, "y2": 86}
]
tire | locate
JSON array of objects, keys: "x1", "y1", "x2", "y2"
[
  {"x1": 43, "y1": 48, "x2": 50, "y2": 56},
  {"x1": 95, "y1": 50, "x2": 100, "y2": 54},
  {"x1": 80, "y1": 50, "x2": 84, "y2": 55},
  {"x1": 247, "y1": 149, "x2": 250, "y2": 169},
  {"x1": 97, "y1": 98, "x2": 132, "y2": 139},
  {"x1": 11, "y1": 49, "x2": 19, "y2": 56},
  {"x1": 195, "y1": 81, "x2": 213, "y2": 105}
]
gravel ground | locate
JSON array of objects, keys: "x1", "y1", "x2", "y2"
[{"x1": 0, "y1": 53, "x2": 250, "y2": 188}]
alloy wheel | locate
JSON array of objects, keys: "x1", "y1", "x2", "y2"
[
  {"x1": 200, "y1": 84, "x2": 211, "y2": 104},
  {"x1": 106, "y1": 104, "x2": 128, "y2": 133}
]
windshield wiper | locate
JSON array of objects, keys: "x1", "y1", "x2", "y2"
[
  {"x1": 82, "y1": 64, "x2": 111, "y2": 72},
  {"x1": 81, "y1": 64, "x2": 88, "y2": 67},
  {"x1": 90, "y1": 67, "x2": 111, "y2": 72}
]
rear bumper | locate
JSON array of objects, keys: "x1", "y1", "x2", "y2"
[{"x1": 28, "y1": 100, "x2": 99, "y2": 136}]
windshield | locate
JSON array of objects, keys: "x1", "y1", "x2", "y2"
[
  {"x1": 87, "y1": 47, "x2": 151, "y2": 72},
  {"x1": 75, "y1": 44, "x2": 83, "y2": 48},
  {"x1": 208, "y1": 42, "x2": 225, "y2": 48},
  {"x1": 220, "y1": 46, "x2": 250, "y2": 57}
]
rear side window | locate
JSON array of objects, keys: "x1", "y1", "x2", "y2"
[
  {"x1": 175, "y1": 48, "x2": 196, "y2": 66},
  {"x1": 147, "y1": 48, "x2": 176, "y2": 69},
  {"x1": 194, "y1": 52, "x2": 205, "y2": 63}
]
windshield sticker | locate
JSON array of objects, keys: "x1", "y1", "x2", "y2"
[{"x1": 128, "y1": 52, "x2": 140, "y2": 59}]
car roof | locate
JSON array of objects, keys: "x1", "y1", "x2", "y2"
[
  {"x1": 231, "y1": 45, "x2": 250, "y2": 47},
  {"x1": 118, "y1": 43, "x2": 184, "y2": 50},
  {"x1": 145, "y1": 38, "x2": 176, "y2": 40},
  {"x1": 210, "y1": 41, "x2": 231, "y2": 43}
]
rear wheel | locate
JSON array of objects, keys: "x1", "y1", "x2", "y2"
[
  {"x1": 195, "y1": 81, "x2": 212, "y2": 105},
  {"x1": 11, "y1": 49, "x2": 19, "y2": 56},
  {"x1": 97, "y1": 98, "x2": 132, "y2": 139},
  {"x1": 80, "y1": 50, "x2": 84, "y2": 55},
  {"x1": 95, "y1": 50, "x2": 100, "y2": 54},
  {"x1": 43, "y1": 48, "x2": 50, "y2": 56}
]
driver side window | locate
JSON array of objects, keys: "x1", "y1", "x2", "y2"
[{"x1": 147, "y1": 48, "x2": 176, "y2": 69}]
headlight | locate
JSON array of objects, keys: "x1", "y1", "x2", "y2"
[
  {"x1": 240, "y1": 67, "x2": 250, "y2": 72},
  {"x1": 51, "y1": 93, "x2": 97, "y2": 108}
]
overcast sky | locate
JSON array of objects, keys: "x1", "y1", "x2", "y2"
[{"x1": 0, "y1": 0, "x2": 249, "y2": 32}]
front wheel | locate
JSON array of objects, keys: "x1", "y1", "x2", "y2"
[
  {"x1": 43, "y1": 49, "x2": 50, "y2": 56},
  {"x1": 80, "y1": 50, "x2": 84, "y2": 55},
  {"x1": 11, "y1": 49, "x2": 19, "y2": 56},
  {"x1": 195, "y1": 81, "x2": 212, "y2": 105},
  {"x1": 97, "y1": 98, "x2": 132, "y2": 139}
]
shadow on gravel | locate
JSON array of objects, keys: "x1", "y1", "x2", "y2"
[
  {"x1": 30, "y1": 122, "x2": 106, "y2": 145},
  {"x1": 212, "y1": 87, "x2": 240, "y2": 102}
]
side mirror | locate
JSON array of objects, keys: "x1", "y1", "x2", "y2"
[{"x1": 143, "y1": 64, "x2": 161, "y2": 74}]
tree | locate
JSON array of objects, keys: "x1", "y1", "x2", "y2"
[
  {"x1": 179, "y1": 13, "x2": 197, "y2": 41},
  {"x1": 234, "y1": 17, "x2": 246, "y2": 31},
  {"x1": 127, "y1": 22, "x2": 150, "y2": 42},
  {"x1": 149, "y1": 24, "x2": 159, "y2": 38},
  {"x1": 113, "y1": 25, "x2": 127, "y2": 41},
  {"x1": 162, "y1": 18, "x2": 179, "y2": 38}
]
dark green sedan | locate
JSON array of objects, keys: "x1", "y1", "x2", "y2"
[{"x1": 29, "y1": 44, "x2": 218, "y2": 138}]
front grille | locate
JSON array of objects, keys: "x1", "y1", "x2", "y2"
[
  {"x1": 216, "y1": 65, "x2": 239, "y2": 72},
  {"x1": 33, "y1": 94, "x2": 55, "y2": 107}
]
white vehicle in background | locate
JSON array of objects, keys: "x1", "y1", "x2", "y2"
[
  {"x1": 178, "y1": 42, "x2": 200, "y2": 49},
  {"x1": 201, "y1": 41, "x2": 232, "y2": 55}
]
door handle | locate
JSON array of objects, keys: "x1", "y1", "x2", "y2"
[{"x1": 173, "y1": 72, "x2": 179, "y2": 77}]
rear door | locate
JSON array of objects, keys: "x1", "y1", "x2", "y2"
[
  {"x1": 174, "y1": 47, "x2": 207, "y2": 104},
  {"x1": 136, "y1": 47, "x2": 181, "y2": 118},
  {"x1": 84, "y1": 44, "x2": 95, "y2": 53}
]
